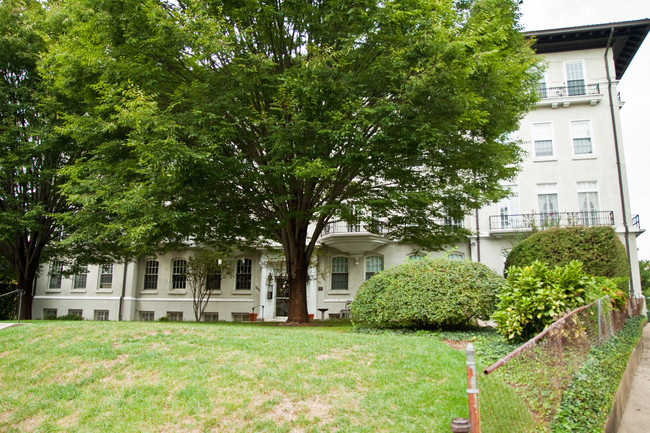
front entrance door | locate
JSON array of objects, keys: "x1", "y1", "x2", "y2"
[{"x1": 275, "y1": 278, "x2": 289, "y2": 317}]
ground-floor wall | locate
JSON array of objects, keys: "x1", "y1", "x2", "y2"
[{"x1": 31, "y1": 231, "x2": 644, "y2": 321}]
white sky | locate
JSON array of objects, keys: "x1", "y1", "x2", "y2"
[{"x1": 519, "y1": 0, "x2": 650, "y2": 260}]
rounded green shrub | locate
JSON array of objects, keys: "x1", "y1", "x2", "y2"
[
  {"x1": 504, "y1": 226, "x2": 628, "y2": 279},
  {"x1": 350, "y1": 256, "x2": 504, "y2": 329}
]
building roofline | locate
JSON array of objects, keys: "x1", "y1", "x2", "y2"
[{"x1": 524, "y1": 19, "x2": 650, "y2": 79}]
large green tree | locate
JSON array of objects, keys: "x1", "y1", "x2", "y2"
[
  {"x1": 44, "y1": 0, "x2": 539, "y2": 322},
  {"x1": 0, "y1": 0, "x2": 81, "y2": 318}
]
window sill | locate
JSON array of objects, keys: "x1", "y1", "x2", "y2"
[
  {"x1": 532, "y1": 157, "x2": 557, "y2": 162},
  {"x1": 71, "y1": 289, "x2": 87, "y2": 294},
  {"x1": 328, "y1": 290, "x2": 350, "y2": 295},
  {"x1": 45, "y1": 289, "x2": 61, "y2": 294},
  {"x1": 232, "y1": 290, "x2": 252, "y2": 295},
  {"x1": 168, "y1": 290, "x2": 187, "y2": 295},
  {"x1": 96, "y1": 289, "x2": 113, "y2": 294},
  {"x1": 140, "y1": 290, "x2": 159, "y2": 295},
  {"x1": 572, "y1": 154, "x2": 597, "y2": 160},
  {"x1": 207, "y1": 290, "x2": 222, "y2": 295}
]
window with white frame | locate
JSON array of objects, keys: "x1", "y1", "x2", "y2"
[
  {"x1": 94, "y1": 310, "x2": 109, "y2": 321},
  {"x1": 143, "y1": 260, "x2": 159, "y2": 290},
  {"x1": 73, "y1": 265, "x2": 88, "y2": 290},
  {"x1": 68, "y1": 309, "x2": 83, "y2": 318},
  {"x1": 43, "y1": 308, "x2": 57, "y2": 319},
  {"x1": 365, "y1": 256, "x2": 384, "y2": 281},
  {"x1": 537, "y1": 183, "x2": 559, "y2": 225},
  {"x1": 570, "y1": 120, "x2": 593, "y2": 155},
  {"x1": 49, "y1": 261, "x2": 63, "y2": 290},
  {"x1": 99, "y1": 264, "x2": 113, "y2": 289},
  {"x1": 331, "y1": 257, "x2": 349, "y2": 290},
  {"x1": 537, "y1": 71, "x2": 548, "y2": 98},
  {"x1": 232, "y1": 312, "x2": 249, "y2": 322},
  {"x1": 167, "y1": 311, "x2": 183, "y2": 322},
  {"x1": 171, "y1": 259, "x2": 187, "y2": 290},
  {"x1": 409, "y1": 253, "x2": 425, "y2": 260},
  {"x1": 235, "y1": 258, "x2": 252, "y2": 290},
  {"x1": 496, "y1": 185, "x2": 520, "y2": 229},
  {"x1": 565, "y1": 61, "x2": 586, "y2": 96},
  {"x1": 577, "y1": 181, "x2": 600, "y2": 226},
  {"x1": 448, "y1": 252, "x2": 465, "y2": 260},
  {"x1": 140, "y1": 311, "x2": 154, "y2": 321},
  {"x1": 532, "y1": 122, "x2": 554, "y2": 158},
  {"x1": 206, "y1": 267, "x2": 222, "y2": 291}
]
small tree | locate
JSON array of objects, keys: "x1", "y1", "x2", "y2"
[
  {"x1": 186, "y1": 249, "x2": 234, "y2": 322},
  {"x1": 640, "y1": 259, "x2": 650, "y2": 298}
]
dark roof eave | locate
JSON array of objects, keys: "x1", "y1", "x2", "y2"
[{"x1": 524, "y1": 19, "x2": 650, "y2": 79}]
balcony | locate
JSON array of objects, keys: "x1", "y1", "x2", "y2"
[
  {"x1": 537, "y1": 83, "x2": 602, "y2": 108},
  {"x1": 489, "y1": 211, "x2": 615, "y2": 234},
  {"x1": 319, "y1": 220, "x2": 388, "y2": 256}
]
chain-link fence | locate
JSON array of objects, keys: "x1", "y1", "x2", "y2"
[{"x1": 453, "y1": 296, "x2": 645, "y2": 433}]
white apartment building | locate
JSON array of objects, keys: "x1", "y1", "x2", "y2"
[{"x1": 32, "y1": 20, "x2": 649, "y2": 322}]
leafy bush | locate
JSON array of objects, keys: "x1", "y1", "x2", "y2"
[
  {"x1": 493, "y1": 260, "x2": 625, "y2": 341},
  {"x1": 551, "y1": 315, "x2": 646, "y2": 432},
  {"x1": 505, "y1": 226, "x2": 628, "y2": 280},
  {"x1": 640, "y1": 259, "x2": 650, "y2": 298},
  {"x1": 54, "y1": 314, "x2": 83, "y2": 321},
  {"x1": 350, "y1": 256, "x2": 504, "y2": 329}
]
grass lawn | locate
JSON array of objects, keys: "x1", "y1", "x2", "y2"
[{"x1": 0, "y1": 321, "x2": 533, "y2": 433}]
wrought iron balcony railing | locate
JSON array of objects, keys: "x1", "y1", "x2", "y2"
[
  {"x1": 489, "y1": 211, "x2": 615, "y2": 231},
  {"x1": 322, "y1": 220, "x2": 386, "y2": 235},
  {"x1": 538, "y1": 83, "x2": 601, "y2": 99}
]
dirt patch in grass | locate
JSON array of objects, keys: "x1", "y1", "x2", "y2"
[
  {"x1": 19, "y1": 414, "x2": 45, "y2": 433},
  {"x1": 103, "y1": 353, "x2": 129, "y2": 369},
  {"x1": 265, "y1": 394, "x2": 334, "y2": 425},
  {"x1": 57, "y1": 411, "x2": 79, "y2": 429},
  {"x1": 442, "y1": 340, "x2": 471, "y2": 351},
  {"x1": 0, "y1": 351, "x2": 11, "y2": 358}
]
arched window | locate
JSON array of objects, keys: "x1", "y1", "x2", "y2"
[
  {"x1": 171, "y1": 259, "x2": 187, "y2": 289},
  {"x1": 448, "y1": 252, "x2": 464, "y2": 261},
  {"x1": 365, "y1": 256, "x2": 384, "y2": 280},
  {"x1": 143, "y1": 260, "x2": 159, "y2": 290},
  {"x1": 331, "y1": 257, "x2": 349, "y2": 290},
  {"x1": 235, "y1": 258, "x2": 252, "y2": 290}
]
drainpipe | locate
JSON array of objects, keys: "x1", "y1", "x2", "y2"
[
  {"x1": 605, "y1": 27, "x2": 634, "y2": 296},
  {"x1": 118, "y1": 260, "x2": 129, "y2": 321},
  {"x1": 474, "y1": 209, "x2": 481, "y2": 263}
]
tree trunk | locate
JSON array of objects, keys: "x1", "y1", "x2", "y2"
[
  {"x1": 15, "y1": 278, "x2": 34, "y2": 320},
  {"x1": 281, "y1": 222, "x2": 311, "y2": 323}
]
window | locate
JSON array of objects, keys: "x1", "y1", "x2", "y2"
[
  {"x1": 537, "y1": 183, "x2": 559, "y2": 225},
  {"x1": 448, "y1": 252, "x2": 465, "y2": 261},
  {"x1": 365, "y1": 256, "x2": 384, "y2": 281},
  {"x1": 204, "y1": 313, "x2": 219, "y2": 322},
  {"x1": 143, "y1": 260, "x2": 159, "y2": 290},
  {"x1": 235, "y1": 258, "x2": 252, "y2": 290},
  {"x1": 331, "y1": 257, "x2": 349, "y2": 290},
  {"x1": 565, "y1": 61, "x2": 586, "y2": 96},
  {"x1": 171, "y1": 259, "x2": 187, "y2": 290},
  {"x1": 496, "y1": 186, "x2": 520, "y2": 229},
  {"x1": 68, "y1": 309, "x2": 83, "y2": 318},
  {"x1": 232, "y1": 312, "x2": 249, "y2": 322},
  {"x1": 100, "y1": 264, "x2": 113, "y2": 289},
  {"x1": 73, "y1": 266, "x2": 88, "y2": 290},
  {"x1": 94, "y1": 310, "x2": 109, "y2": 321},
  {"x1": 537, "y1": 72, "x2": 548, "y2": 98},
  {"x1": 570, "y1": 120, "x2": 593, "y2": 155},
  {"x1": 409, "y1": 254, "x2": 425, "y2": 260},
  {"x1": 140, "y1": 311, "x2": 155, "y2": 321},
  {"x1": 43, "y1": 308, "x2": 57, "y2": 319},
  {"x1": 49, "y1": 261, "x2": 63, "y2": 290},
  {"x1": 532, "y1": 122, "x2": 554, "y2": 158},
  {"x1": 206, "y1": 270, "x2": 221, "y2": 291},
  {"x1": 167, "y1": 311, "x2": 183, "y2": 322},
  {"x1": 577, "y1": 182, "x2": 600, "y2": 226}
]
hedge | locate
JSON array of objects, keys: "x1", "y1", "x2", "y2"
[{"x1": 504, "y1": 226, "x2": 628, "y2": 280}]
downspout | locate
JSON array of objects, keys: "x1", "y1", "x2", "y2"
[
  {"x1": 604, "y1": 27, "x2": 634, "y2": 296},
  {"x1": 475, "y1": 209, "x2": 481, "y2": 262},
  {"x1": 118, "y1": 260, "x2": 129, "y2": 321}
]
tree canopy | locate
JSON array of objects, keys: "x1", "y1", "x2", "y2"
[
  {"x1": 0, "y1": 0, "x2": 82, "y2": 318},
  {"x1": 43, "y1": 0, "x2": 540, "y2": 322}
]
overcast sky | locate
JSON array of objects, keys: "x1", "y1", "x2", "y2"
[{"x1": 519, "y1": 0, "x2": 650, "y2": 260}]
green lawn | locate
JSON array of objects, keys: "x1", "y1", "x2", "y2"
[{"x1": 0, "y1": 321, "x2": 532, "y2": 433}]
